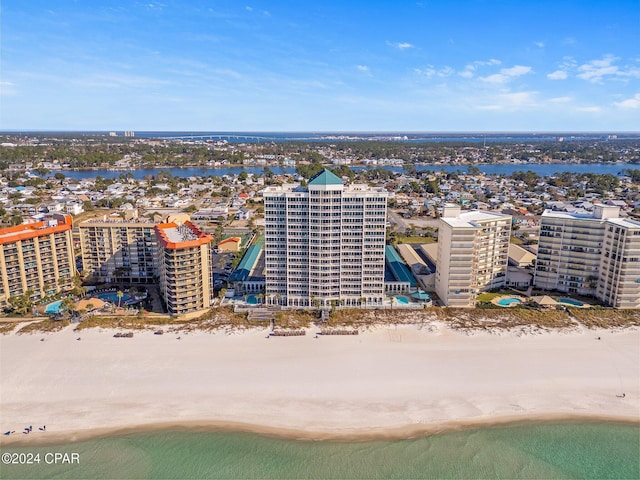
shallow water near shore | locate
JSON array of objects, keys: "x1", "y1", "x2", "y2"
[{"x1": 1, "y1": 421, "x2": 638, "y2": 479}]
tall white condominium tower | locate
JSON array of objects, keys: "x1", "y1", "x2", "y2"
[
  {"x1": 263, "y1": 169, "x2": 388, "y2": 308},
  {"x1": 535, "y1": 205, "x2": 640, "y2": 308},
  {"x1": 435, "y1": 205, "x2": 512, "y2": 307}
]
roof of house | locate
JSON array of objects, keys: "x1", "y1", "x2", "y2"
[
  {"x1": 508, "y1": 243, "x2": 537, "y2": 265},
  {"x1": 218, "y1": 237, "x2": 241, "y2": 247},
  {"x1": 308, "y1": 168, "x2": 343, "y2": 186}
]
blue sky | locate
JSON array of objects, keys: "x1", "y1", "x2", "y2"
[{"x1": 1, "y1": 0, "x2": 639, "y2": 131}]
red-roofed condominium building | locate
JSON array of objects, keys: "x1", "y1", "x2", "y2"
[
  {"x1": 155, "y1": 221, "x2": 214, "y2": 315},
  {"x1": 0, "y1": 214, "x2": 76, "y2": 307}
]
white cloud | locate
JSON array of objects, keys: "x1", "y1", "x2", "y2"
[
  {"x1": 479, "y1": 65, "x2": 532, "y2": 84},
  {"x1": 614, "y1": 93, "x2": 640, "y2": 109},
  {"x1": 577, "y1": 55, "x2": 620, "y2": 83},
  {"x1": 0, "y1": 81, "x2": 17, "y2": 96},
  {"x1": 387, "y1": 41, "x2": 414, "y2": 50},
  {"x1": 549, "y1": 96, "x2": 572, "y2": 103},
  {"x1": 245, "y1": 5, "x2": 252, "y2": 11},
  {"x1": 499, "y1": 91, "x2": 537, "y2": 107},
  {"x1": 534, "y1": 41, "x2": 545, "y2": 48},
  {"x1": 415, "y1": 65, "x2": 454, "y2": 78},
  {"x1": 547, "y1": 70, "x2": 568, "y2": 80},
  {"x1": 575, "y1": 55, "x2": 640, "y2": 83},
  {"x1": 502, "y1": 65, "x2": 532, "y2": 76},
  {"x1": 356, "y1": 65, "x2": 371, "y2": 75},
  {"x1": 459, "y1": 59, "x2": 501, "y2": 79}
]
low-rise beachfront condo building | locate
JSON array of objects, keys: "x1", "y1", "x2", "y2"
[
  {"x1": 535, "y1": 206, "x2": 640, "y2": 308},
  {"x1": 435, "y1": 205, "x2": 511, "y2": 307},
  {"x1": 0, "y1": 214, "x2": 75, "y2": 307},
  {"x1": 263, "y1": 169, "x2": 388, "y2": 308},
  {"x1": 155, "y1": 221, "x2": 214, "y2": 315},
  {"x1": 78, "y1": 218, "x2": 158, "y2": 284}
]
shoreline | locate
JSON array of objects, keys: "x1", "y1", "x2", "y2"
[
  {"x1": 2, "y1": 324, "x2": 638, "y2": 448},
  {"x1": 1, "y1": 414, "x2": 639, "y2": 447}
]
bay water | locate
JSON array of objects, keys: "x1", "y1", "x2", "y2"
[
  {"x1": 56, "y1": 162, "x2": 632, "y2": 181},
  {"x1": 1, "y1": 421, "x2": 638, "y2": 479}
]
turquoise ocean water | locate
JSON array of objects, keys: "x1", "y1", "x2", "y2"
[{"x1": 1, "y1": 422, "x2": 638, "y2": 479}]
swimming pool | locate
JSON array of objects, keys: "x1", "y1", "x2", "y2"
[
  {"x1": 246, "y1": 295, "x2": 258, "y2": 305},
  {"x1": 395, "y1": 296, "x2": 410, "y2": 305},
  {"x1": 558, "y1": 298, "x2": 584, "y2": 307},
  {"x1": 497, "y1": 297, "x2": 522, "y2": 306},
  {"x1": 44, "y1": 300, "x2": 63, "y2": 315}
]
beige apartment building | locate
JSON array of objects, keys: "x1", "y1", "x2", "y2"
[
  {"x1": 0, "y1": 214, "x2": 75, "y2": 306},
  {"x1": 78, "y1": 218, "x2": 158, "y2": 284},
  {"x1": 597, "y1": 218, "x2": 640, "y2": 308},
  {"x1": 534, "y1": 206, "x2": 618, "y2": 297},
  {"x1": 536, "y1": 206, "x2": 640, "y2": 308},
  {"x1": 263, "y1": 169, "x2": 388, "y2": 308},
  {"x1": 435, "y1": 205, "x2": 512, "y2": 307},
  {"x1": 155, "y1": 221, "x2": 214, "y2": 315}
]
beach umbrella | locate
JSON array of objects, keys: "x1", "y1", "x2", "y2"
[{"x1": 531, "y1": 295, "x2": 557, "y2": 306}]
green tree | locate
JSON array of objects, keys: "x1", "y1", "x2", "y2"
[
  {"x1": 60, "y1": 296, "x2": 76, "y2": 315},
  {"x1": 10, "y1": 213, "x2": 23, "y2": 226},
  {"x1": 7, "y1": 289, "x2": 34, "y2": 315}
]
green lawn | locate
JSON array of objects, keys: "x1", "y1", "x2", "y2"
[
  {"x1": 476, "y1": 292, "x2": 503, "y2": 303},
  {"x1": 398, "y1": 236, "x2": 436, "y2": 244}
]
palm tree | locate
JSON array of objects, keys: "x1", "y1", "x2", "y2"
[
  {"x1": 60, "y1": 297, "x2": 76, "y2": 316},
  {"x1": 116, "y1": 290, "x2": 124, "y2": 309}
]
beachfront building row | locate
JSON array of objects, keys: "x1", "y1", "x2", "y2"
[
  {"x1": 435, "y1": 205, "x2": 512, "y2": 307},
  {"x1": 535, "y1": 206, "x2": 640, "y2": 308},
  {"x1": 79, "y1": 218, "x2": 215, "y2": 315},
  {"x1": 263, "y1": 169, "x2": 388, "y2": 308},
  {"x1": 0, "y1": 214, "x2": 75, "y2": 307}
]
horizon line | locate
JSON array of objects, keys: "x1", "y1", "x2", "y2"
[{"x1": 1, "y1": 130, "x2": 639, "y2": 135}]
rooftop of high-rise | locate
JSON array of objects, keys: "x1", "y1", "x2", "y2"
[
  {"x1": 440, "y1": 205, "x2": 510, "y2": 228},
  {"x1": 0, "y1": 214, "x2": 72, "y2": 245},
  {"x1": 541, "y1": 204, "x2": 621, "y2": 221},
  {"x1": 154, "y1": 221, "x2": 213, "y2": 250}
]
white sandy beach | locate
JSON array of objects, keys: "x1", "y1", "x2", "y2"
[{"x1": 1, "y1": 323, "x2": 638, "y2": 444}]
